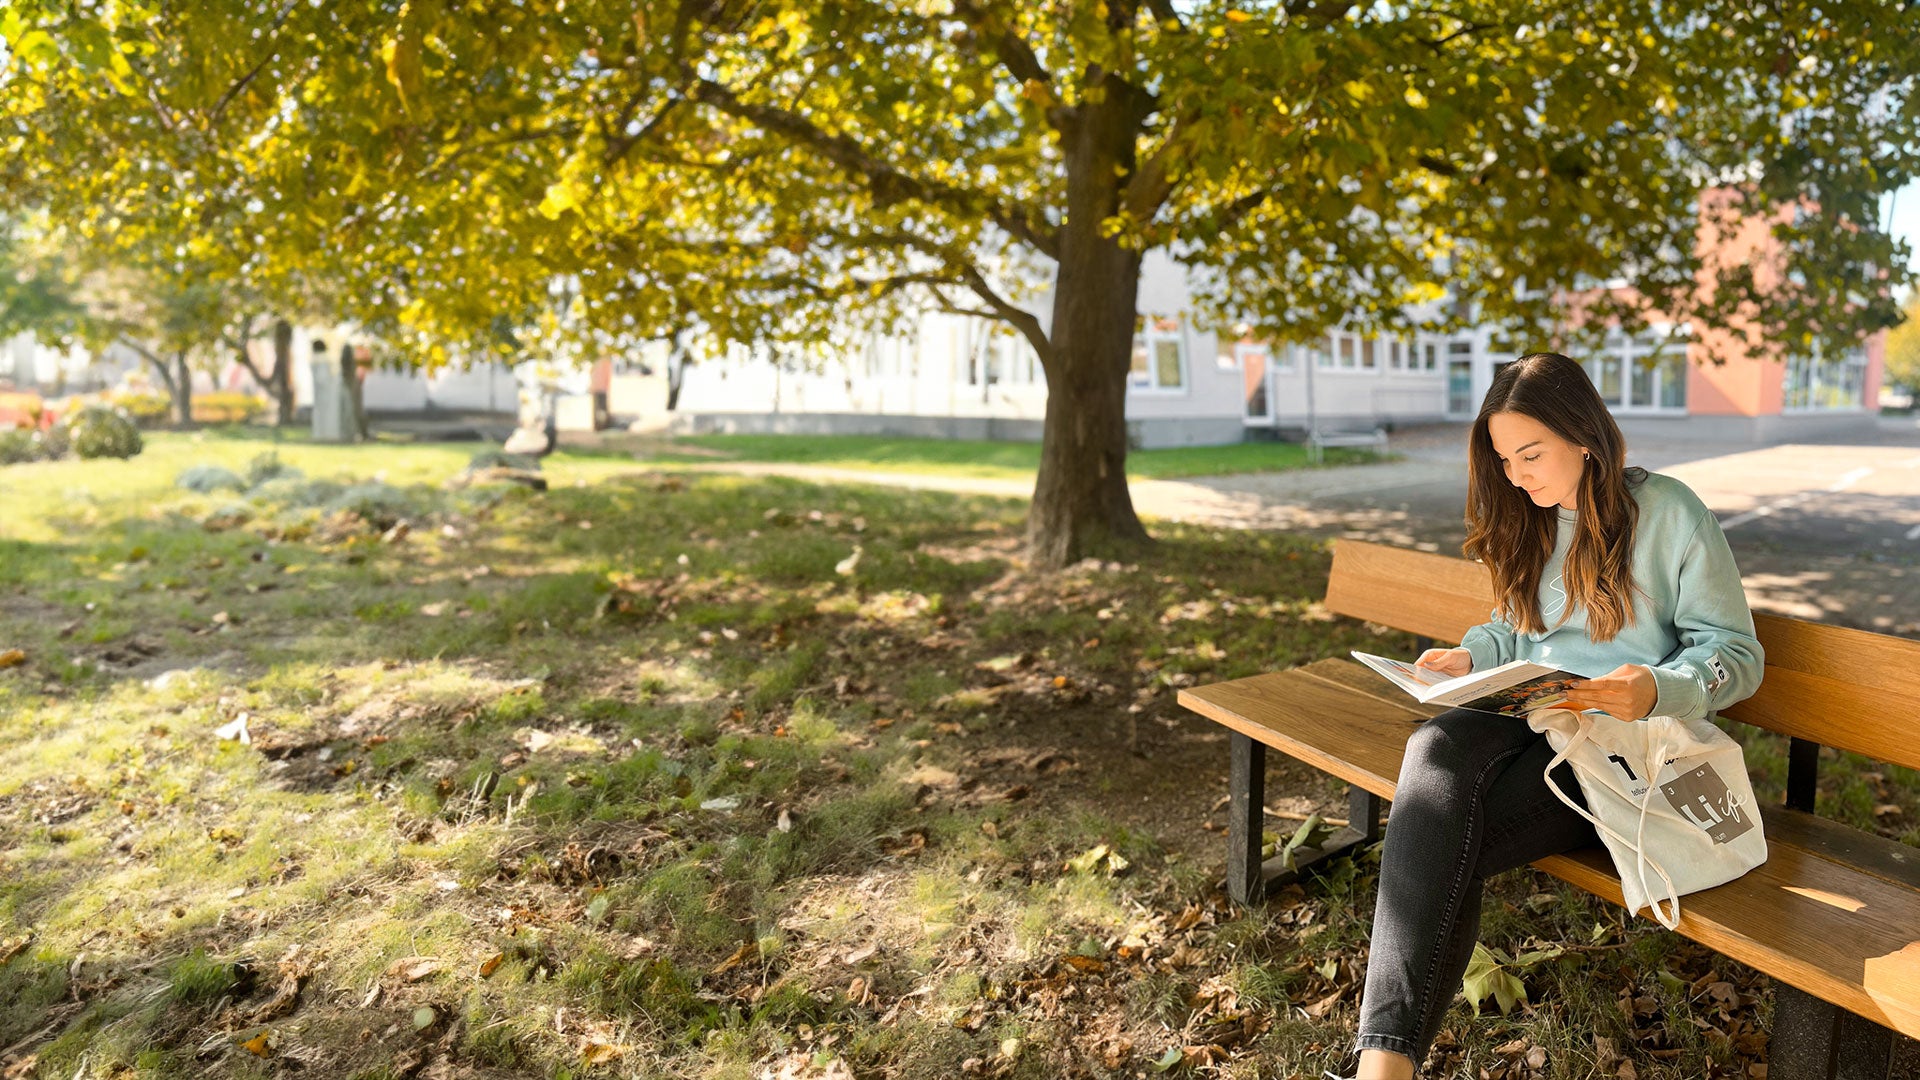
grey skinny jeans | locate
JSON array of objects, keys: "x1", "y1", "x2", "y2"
[{"x1": 1353, "y1": 708, "x2": 1600, "y2": 1068}]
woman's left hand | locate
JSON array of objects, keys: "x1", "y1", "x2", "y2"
[{"x1": 1559, "y1": 664, "x2": 1658, "y2": 722}]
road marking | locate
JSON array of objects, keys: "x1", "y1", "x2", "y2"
[
  {"x1": 1828, "y1": 467, "x2": 1873, "y2": 491},
  {"x1": 1721, "y1": 491, "x2": 1818, "y2": 530}
]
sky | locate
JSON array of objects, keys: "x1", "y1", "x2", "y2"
[{"x1": 1885, "y1": 179, "x2": 1920, "y2": 306}]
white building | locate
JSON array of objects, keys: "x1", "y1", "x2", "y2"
[{"x1": 662, "y1": 243, "x2": 1884, "y2": 447}]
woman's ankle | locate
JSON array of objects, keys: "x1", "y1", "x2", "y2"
[{"x1": 1354, "y1": 1047, "x2": 1416, "y2": 1079}]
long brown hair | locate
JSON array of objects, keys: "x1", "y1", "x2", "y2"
[{"x1": 1464, "y1": 352, "x2": 1648, "y2": 641}]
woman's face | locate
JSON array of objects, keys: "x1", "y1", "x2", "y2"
[{"x1": 1487, "y1": 410, "x2": 1590, "y2": 511}]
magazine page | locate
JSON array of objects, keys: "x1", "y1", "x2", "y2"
[
  {"x1": 1350, "y1": 651, "x2": 1452, "y2": 698},
  {"x1": 1351, "y1": 652, "x2": 1582, "y2": 713},
  {"x1": 1439, "y1": 671, "x2": 1583, "y2": 716}
]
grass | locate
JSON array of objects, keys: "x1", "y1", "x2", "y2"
[
  {"x1": 0, "y1": 427, "x2": 1911, "y2": 1080},
  {"x1": 604, "y1": 432, "x2": 1389, "y2": 480}
]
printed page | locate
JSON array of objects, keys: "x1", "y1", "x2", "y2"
[
  {"x1": 1439, "y1": 671, "x2": 1584, "y2": 715},
  {"x1": 1350, "y1": 651, "x2": 1452, "y2": 698}
]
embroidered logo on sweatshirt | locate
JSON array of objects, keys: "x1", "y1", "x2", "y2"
[{"x1": 1705, "y1": 655, "x2": 1731, "y2": 693}]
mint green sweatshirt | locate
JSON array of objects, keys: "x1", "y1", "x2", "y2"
[{"x1": 1459, "y1": 471, "x2": 1764, "y2": 724}]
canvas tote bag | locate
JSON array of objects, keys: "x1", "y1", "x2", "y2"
[{"x1": 1525, "y1": 708, "x2": 1769, "y2": 929}]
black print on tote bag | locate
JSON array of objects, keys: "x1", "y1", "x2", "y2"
[{"x1": 1660, "y1": 764, "x2": 1755, "y2": 845}]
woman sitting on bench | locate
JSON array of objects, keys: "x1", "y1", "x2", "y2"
[{"x1": 1335, "y1": 351, "x2": 1765, "y2": 1080}]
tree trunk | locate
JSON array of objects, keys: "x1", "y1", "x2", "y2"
[
  {"x1": 170, "y1": 352, "x2": 195, "y2": 428},
  {"x1": 1026, "y1": 86, "x2": 1153, "y2": 569},
  {"x1": 666, "y1": 330, "x2": 690, "y2": 411},
  {"x1": 338, "y1": 343, "x2": 369, "y2": 441},
  {"x1": 271, "y1": 318, "x2": 295, "y2": 426}
]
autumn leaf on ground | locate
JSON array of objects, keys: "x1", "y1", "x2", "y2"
[
  {"x1": 1462, "y1": 943, "x2": 1528, "y2": 1015},
  {"x1": 583, "y1": 1041, "x2": 626, "y2": 1065},
  {"x1": 385, "y1": 956, "x2": 443, "y2": 983}
]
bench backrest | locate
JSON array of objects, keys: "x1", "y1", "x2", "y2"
[{"x1": 1323, "y1": 539, "x2": 1920, "y2": 772}]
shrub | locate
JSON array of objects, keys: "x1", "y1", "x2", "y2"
[
  {"x1": 467, "y1": 450, "x2": 541, "y2": 472},
  {"x1": 177, "y1": 464, "x2": 247, "y2": 494},
  {"x1": 192, "y1": 391, "x2": 267, "y2": 424},
  {"x1": 34, "y1": 423, "x2": 69, "y2": 460},
  {"x1": 0, "y1": 429, "x2": 37, "y2": 466},
  {"x1": 250, "y1": 475, "x2": 344, "y2": 510},
  {"x1": 325, "y1": 482, "x2": 421, "y2": 529},
  {"x1": 64, "y1": 405, "x2": 144, "y2": 460},
  {"x1": 108, "y1": 392, "x2": 172, "y2": 428},
  {"x1": 0, "y1": 391, "x2": 44, "y2": 428},
  {"x1": 245, "y1": 452, "x2": 301, "y2": 487}
]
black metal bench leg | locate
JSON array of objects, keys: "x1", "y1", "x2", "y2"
[
  {"x1": 1771, "y1": 984, "x2": 1918, "y2": 1080},
  {"x1": 1227, "y1": 732, "x2": 1266, "y2": 906},
  {"x1": 1224, "y1": 731, "x2": 1385, "y2": 906}
]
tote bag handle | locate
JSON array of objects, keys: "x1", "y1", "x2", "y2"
[{"x1": 1538, "y1": 713, "x2": 1685, "y2": 930}]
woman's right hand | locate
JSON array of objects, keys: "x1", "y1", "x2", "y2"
[{"x1": 1414, "y1": 647, "x2": 1473, "y2": 678}]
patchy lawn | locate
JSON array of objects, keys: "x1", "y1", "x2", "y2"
[
  {"x1": 0, "y1": 431, "x2": 1911, "y2": 1080},
  {"x1": 599, "y1": 433, "x2": 1389, "y2": 481}
]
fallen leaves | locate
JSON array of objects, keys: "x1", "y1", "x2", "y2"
[
  {"x1": 1064, "y1": 843, "x2": 1130, "y2": 876},
  {"x1": 248, "y1": 946, "x2": 312, "y2": 1023},
  {"x1": 0, "y1": 649, "x2": 25, "y2": 669}
]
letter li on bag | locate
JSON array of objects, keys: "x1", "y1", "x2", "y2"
[{"x1": 1525, "y1": 707, "x2": 1769, "y2": 930}]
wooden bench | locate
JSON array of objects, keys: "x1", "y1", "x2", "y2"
[{"x1": 1178, "y1": 539, "x2": 1920, "y2": 1080}]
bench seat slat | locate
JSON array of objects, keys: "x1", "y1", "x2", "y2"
[{"x1": 1179, "y1": 661, "x2": 1920, "y2": 1041}]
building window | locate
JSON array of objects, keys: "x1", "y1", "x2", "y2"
[
  {"x1": 1584, "y1": 332, "x2": 1687, "y2": 412},
  {"x1": 1130, "y1": 315, "x2": 1187, "y2": 391},
  {"x1": 1385, "y1": 338, "x2": 1439, "y2": 372},
  {"x1": 1322, "y1": 331, "x2": 1392, "y2": 373},
  {"x1": 1783, "y1": 342, "x2": 1867, "y2": 411}
]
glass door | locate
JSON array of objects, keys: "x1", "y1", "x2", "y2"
[
  {"x1": 1238, "y1": 343, "x2": 1271, "y2": 422},
  {"x1": 1446, "y1": 351, "x2": 1475, "y2": 416}
]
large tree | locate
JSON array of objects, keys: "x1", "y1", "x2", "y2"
[{"x1": 5, "y1": 2, "x2": 1915, "y2": 565}]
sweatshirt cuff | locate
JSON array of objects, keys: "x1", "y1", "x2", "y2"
[
  {"x1": 1459, "y1": 632, "x2": 1501, "y2": 674},
  {"x1": 1648, "y1": 664, "x2": 1706, "y2": 722}
]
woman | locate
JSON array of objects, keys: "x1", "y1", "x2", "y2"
[{"x1": 1333, "y1": 352, "x2": 1765, "y2": 1080}]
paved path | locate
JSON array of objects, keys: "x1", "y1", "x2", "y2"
[{"x1": 654, "y1": 417, "x2": 1920, "y2": 638}]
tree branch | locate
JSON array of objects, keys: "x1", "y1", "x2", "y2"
[
  {"x1": 602, "y1": 96, "x2": 684, "y2": 168},
  {"x1": 686, "y1": 76, "x2": 1061, "y2": 259},
  {"x1": 1143, "y1": 0, "x2": 1185, "y2": 30},
  {"x1": 120, "y1": 338, "x2": 176, "y2": 392},
  {"x1": 1416, "y1": 19, "x2": 1502, "y2": 54},
  {"x1": 925, "y1": 285, "x2": 1001, "y2": 322},
  {"x1": 956, "y1": 264, "x2": 1053, "y2": 364},
  {"x1": 1125, "y1": 115, "x2": 1187, "y2": 220},
  {"x1": 205, "y1": 0, "x2": 301, "y2": 126},
  {"x1": 950, "y1": 0, "x2": 1053, "y2": 88}
]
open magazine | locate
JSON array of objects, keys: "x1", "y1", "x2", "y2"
[{"x1": 1351, "y1": 651, "x2": 1583, "y2": 717}]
